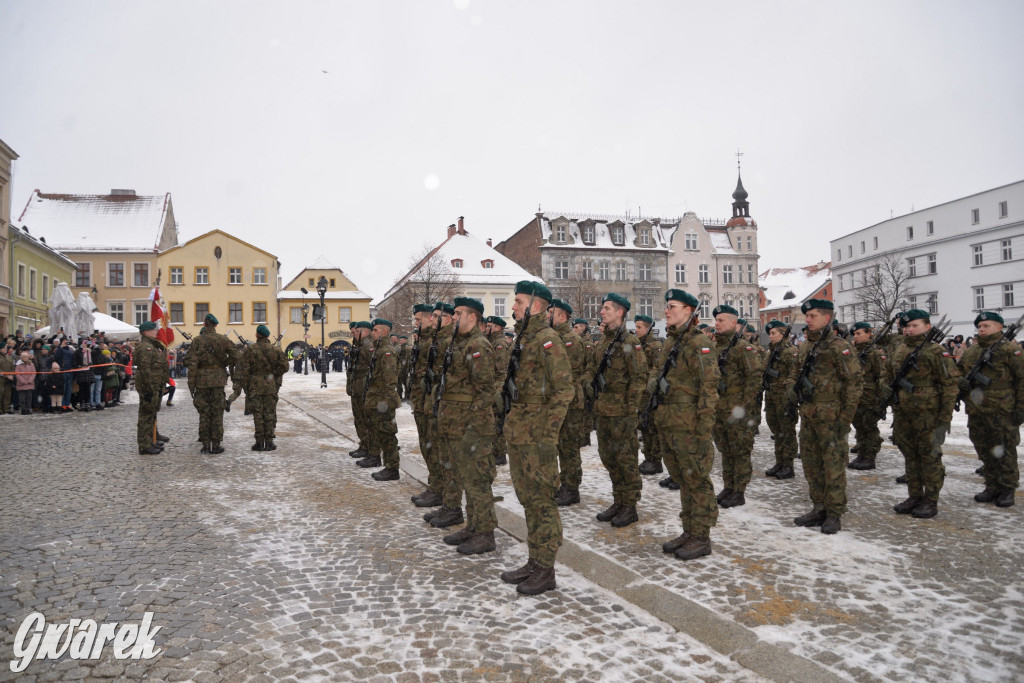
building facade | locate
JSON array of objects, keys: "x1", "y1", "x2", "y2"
[
  {"x1": 278, "y1": 256, "x2": 372, "y2": 354},
  {"x1": 0, "y1": 138, "x2": 17, "y2": 334},
  {"x1": 830, "y1": 180, "x2": 1024, "y2": 338},
  {"x1": 758, "y1": 261, "x2": 832, "y2": 328},
  {"x1": 7, "y1": 224, "x2": 77, "y2": 334}
]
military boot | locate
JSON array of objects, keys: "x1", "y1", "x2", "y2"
[
  {"x1": 896, "y1": 474, "x2": 908, "y2": 484},
  {"x1": 429, "y1": 507, "x2": 464, "y2": 528},
  {"x1": 349, "y1": 448, "x2": 368, "y2": 458},
  {"x1": 252, "y1": 442, "x2": 265, "y2": 451},
  {"x1": 664, "y1": 478, "x2": 680, "y2": 490},
  {"x1": 794, "y1": 509, "x2": 826, "y2": 527},
  {"x1": 556, "y1": 488, "x2": 580, "y2": 506},
  {"x1": 658, "y1": 476, "x2": 675, "y2": 488},
  {"x1": 849, "y1": 457, "x2": 875, "y2": 471},
  {"x1": 974, "y1": 488, "x2": 999, "y2": 503},
  {"x1": 675, "y1": 535, "x2": 712, "y2": 561},
  {"x1": 774, "y1": 464, "x2": 795, "y2": 480},
  {"x1": 595, "y1": 502, "x2": 622, "y2": 522},
  {"x1": 516, "y1": 565, "x2": 556, "y2": 596},
  {"x1": 662, "y1": 532, "x2": 690, "y2": 554},
  {"x1": 820, "y1": 515, "x2": 841, "y2": 534},
  {"x1": 639, "y1": 459, "x2": 663, "y2": 475},
  {"x1": 893, "y1": 496, "x2": 924, "y2": 514},
  {"x1": 264, "y1": 440, "x2": 277, "y2": 451},
  {"x1": 356, "y1": 455, "x2": 381, "y2": 468},
  {"x1": 414, "y1": 490, "x2": 443, "y2": 508},
  {"x1": 201, "y1": 442, "x2": 211, "y2": 454},
  {"x1": 210, "y1": 443, "x2": 225, "y2": 454},
  {"x1": 764, "y1": 463, "x2": 782, "y2": 477},
  {"x1": 975, "y1": 465, "x2": 984, "y2": 475},
  {"x1": 716, "y1": 488, "x2": 734, "y2": 504},
  {"x1": 610, "y1": 505, "x2": 638, "y2": 528},
  {"x1": 995, "y1": 490, "x2": 1016, "y2": 508},
  {"x1": 156, "y1": 433, "x2": 170, "y2": 443},
  {"x1": 719, "y1": 491, "x2": 746, "y2": 508},
  {"x1": 139, "y1": 445, "x2": 162, "y2": 455},
  {"x1": 494, "y1": 452, "x2": 507, "y2": 466},
  {"x1": 500, "y1": 559, "x2": 538, "y2": 584},
  {"x1": 443, "y1": 526, "x2": 475, "y2": 546},
  {"x1": 911, "y1": 500, "x2": 938, "y2": 518},
  {"x1": 457, "y1": 531, "x2": 497, "y2": 555},
  {"x1": 371, "y1": 468, "x2": 399, "y2": 481},
  {"x1": 850, "y1": 445, "x2": 859, "y2": 454}
]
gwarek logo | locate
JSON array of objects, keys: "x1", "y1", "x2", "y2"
[{"x1": 10, "y1": 612, "x2": 163, "y2": 673}]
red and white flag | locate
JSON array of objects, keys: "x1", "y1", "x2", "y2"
[{"x1": 149, "y1": 286, "x2": 175, "y2": 345}]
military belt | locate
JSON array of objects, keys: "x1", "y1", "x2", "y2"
[
  {"x1": 441, "y1": 393, "x2": 474, "y2": 402},
  {"x1": 662, "y1": 395, "x2": 697, "y2": 405},
  {"x1": 513, "y1": 395, "x2": 549, "y2": 404}
]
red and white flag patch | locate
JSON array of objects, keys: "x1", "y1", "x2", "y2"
[
  {"x1": 701, "y1": 347, "x2": 711, "y2": 353},
  {"x1": 565, "y1": 341, "x2": 573, "y2": 346},
  {"x1": 841, "y1": 348, "x2": 851, "y2": 356},
  {"x1": 472, "y1": 351, "x2": 481, "y2": 358},
  {"x1": 635, "y1": 344, "x2": 643, "y2": 350},
  {"x1": 543, "y1": 340, "x2": 554, "y2": 349}
]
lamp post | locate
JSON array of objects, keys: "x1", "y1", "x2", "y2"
[
  {"x1": 300, "y1": 288, "x2": 310, "y2": 375},
  {"x1": 316, "y1": 276, "x2": 328, "y2": 388}
]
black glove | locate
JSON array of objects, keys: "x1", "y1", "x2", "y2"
[
  {"x1": 877, "y1": 385, "x2": 893, "y2": 405},
  {"x1": 956, "y1": 377, "x2": 971, "y2": 393}
]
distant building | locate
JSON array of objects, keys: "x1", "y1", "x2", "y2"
[
  {"x1": 758, "y1": 261, "x2": 832, "y2": 329},
  {"x1": 0, "y1": 138, "x2": 17, "y2": 334},
  {"x1": 7, "y1": 223, "x2": 77, "y2": 335},
  {"x1": 278, "y1": 256, "x2": 372, "y2": 356}
]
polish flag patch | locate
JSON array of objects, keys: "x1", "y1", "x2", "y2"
[
  {"x1": 543, "y1": 340, "x2": 554, "y2": 349},
  {"x1": 701, "y1": 347, "x2": 711, "y2": 353},
  {"x1": 635, "y1": 344, "x2": 643, "y2": 350},
  {"x1": 841, "y1": 348, "x2": 851, "y2": 355},
  {"x1": 942, "y1": 351, "x2": 950, "y2": 357},
  {"x1": 1015, "y1": 350, "x2": 1022, "y2": 356},
  {"x1": 472, "y1": 351, "x2": 481, "y2": 358},
  {"x1": 565, "y1": 341, "x2": 573, "y2": 346}
]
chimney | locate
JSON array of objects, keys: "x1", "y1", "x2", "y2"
[
  {"x1": 111, "y1": 189, "x2": 136, "y2": 196},
  {"x1": 447, "y1": 224, "x2": 457, "y2": 238},
  {"x1": 486, "y1": 238, "x2": 493, "y2": 247},
  {"x1": 457, "y1": 216, "x2": 466, "y2": 235}
]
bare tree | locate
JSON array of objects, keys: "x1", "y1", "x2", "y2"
[
  {"x1": 377, "y1": 244, "x2": 463, "y2": 336},
  {"x1": 554, "y1": 263, "x2": 602, "y2": 323},
  {"x1": 853, "y1": 252, "x2": 915, "y2": 323}
]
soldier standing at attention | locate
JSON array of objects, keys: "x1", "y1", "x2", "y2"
[
  {"x1": 397, "y1": 335, "x2": 410, "y2": 399},
  {"x1": 548, "y1": 300, "x2": 585, "y2": 507},
  {"x1": 436, "y1": 297, "x2": 499, "y2": 554},
  {"x1": 711, "y1": 306, "x2": 764, "y2": 508},
  {"x1": 233, "y1": 325, "x2": 289, "y2": 451},
  {"x1": 762, "y1": 320, "x2": 799, "y2": 480},
  {"x1": 848, "y1": 321, "x2": 885, "y2": 471},
  {"x1": 136, "y1": 321, "x2": 170, "y2": 455},
  {"x1": 184, "y1": 314, "x2": 239, "y2": 454},
  {"x1": 647, "y1": 290, "x2": 719, "y2": 560},
  {"x1": 572, "y1": 318, "x2": 597, "y2": 447},
  {"x1": 960, "y1": 311, "x2": 1024, "y2": 508},
  {"x1": 500, "y1": 281, "x2": 573, "y2": 596},
  {"x1": 635, "y1": 314, "x2": 665, "y2": 476},
  {"x1": 348, "y1": 322, "x2": 374, "y2": 460},
  {"x1": 358, "y1": 319, "x2": 402, "y2": 481},
  {"x1": 485, "y1": 316, "x2": 510, "y2": 466},
  {"x1": 409, "y1": 304, "x2": 443, "y2": 507},
  {"x1": 787, "y1": 299, "x2": 862, "y2": 533},
  {"x1": 584, "y1": 293, "x2": 648, "y2": 528},
  {"x1": 423, "y1": 302, "x2": 464, "y2": 527}
]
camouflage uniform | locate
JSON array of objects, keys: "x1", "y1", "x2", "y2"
[
  {"x1": 410, "y1": 324, "x2": 444, "y2": 497},
  {"x1": 712, "y1": 332, "x2": 764, "y2": 496},
  {"x1": 505, "y1": 314, "x2": 573, "y2": 568},
  {"x1": 438, "y1": 326, "x2": 497, "y2": 533},
  {"x1": 184, "y1": 327, "x2": 239, "y2": 447},
  {"x1": 488, "y1": 329, "x2": 510, "y2": 463},
  {"x1": 553, "y1": 321, "x2": 585, "y2": 492},
  {"x1": 789, "y1": 329, "x2": 863, "y2": 517},
  {"x1": 135, "y1": 335, "x2": 169, "y2": 451},
  {"x1": 0, "y1": 350, "x2": 15, "y2": 413},
  {"x1": 233, "y1": 338, "x2": 289, "y2": 446},
  {"x1": 427, "y1": 324, "x2": 458, "y2": 508},
  {"x1": 851, "y1": 340, "x2": 885, "y2": 465},
  {"x1": 397, "y1": 342, "x2": 411, "y2": 398},
  {"x1": 363, "y1": 335, "x2": 402, "y2": 469},
  {"x1": 960, "y1": 332, "x2": 1024, "y2": 496},
  {"x1": 638, "y1": 332, "x2": 664, "y2": 469},
  {"x1": 347, "y1": 336, "x2": 372, "y2": 453},
  {"x1": 579, "y1": 332, "x2": 598, "y2": 444},
  {"x1": 763, "y1": 337, "x2": 799, "y2": 470}
]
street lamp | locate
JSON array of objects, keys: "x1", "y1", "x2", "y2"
[
  {"x1": 316, "y1": 276, "x2": 328, "y2": 388},
  {"x1": 300, "y1": 287, "x2": 310, "y2": 375}
]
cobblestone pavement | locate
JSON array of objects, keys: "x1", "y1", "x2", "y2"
[{"x1": 1, "y1": 373, "x2": 763, "y2": 682}]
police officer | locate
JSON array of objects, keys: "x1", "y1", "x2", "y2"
[
  {"x1": 485, "y1": 315, "x2": 510, "y2": 466},
  {"x1": 635, "y1": 314, "x2": 664, "y2": 476},
  {"x1": 762, "y1": 320, "x2": 799, "y2": 480},
  {"x1": 409, "y1": 304, "x2": 443, "y2": 507},
  {"x1": 184, "y1": 314, "x2": 240, "y2": 454},
  {"x1": 135, "y1": 321, "x2": 170, "y2": 455},
  {"x1": 848, "y1": 321, "x2": 885, "y2": 470},
  {"x1": 548, "y1": 300, "x2": 585, "y2": 507},
  {"x1": 233, "y1": 324, "x2": 289, "y2": 451}
]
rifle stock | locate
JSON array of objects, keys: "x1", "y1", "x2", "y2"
[
  {"x1": 640, "y1": 309, "x2": 698, "y2": 429},
  {"x1": 501, "y1": 296, "x2": 534, "y2": 416}
]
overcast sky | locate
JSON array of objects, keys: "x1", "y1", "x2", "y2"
[{"x1": 2, "y1": 0, "x2": 1022, "y2": 301}]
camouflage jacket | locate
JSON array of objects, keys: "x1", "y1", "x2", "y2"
[
  {"x1": 408, "y1": 325, "x2": 436, "y2": 409},
  {"x1": 639, "y1": 333, "x2": 664, "y2": 378},
  {"x1": 787, "y1": 329, "x2": 863, "y2": 425},
  {"x1": 423, "y1": 324, "x2": 456, "y2": 412},
  {"x1": 504, "y1": 314, "x2": 574, "y2": 445},
  {"x1": 579, "y1": 333, "x2": 597, "y2": 376},
  {"x1": 584, "y1": 325, "x2": 648, "y2": 417},
  {"x1": 235, "y1": 339, "x2": 289, "y2": 396},
  {"x1": 853, "y1": 340, "x2": 885, "y2": 408},
  {"x1": 184, "y1": 328, "x2": 239, "y2": 389},
  {"x1": 346, "y1": 336, "x2": 368, "y2": 397},
  {"x1": 882, "y1": 333, "x2": 959, "y2": 422},
  {"x1": 958, "y1": 331, "x2": 1023, "y2": 417},
  {"x1": 0, "y1": 352, "x2": 14, "y2": 383},
  {"x1": 763, "y1": 339, "x2": 799, "y2": 404},
  {"x1": 553, "y1": 322, "x2": 585, "y2": 409},
  {"x1": 135, "y1": 336, "x2": 169, "y2": 394},
  {"x1": 647, "y1": 323, "x2": 719, "y2": 439},
  {"x1": 487, "y1": 330, "x2": 510, "y2": 395},
  {"x1": 365, "y1": 335, "x2": 401, "y2": 409},
  {"x1": 714, "y1": 330, "x2": 764, "y2": 414},
  {"x1": 438, "y1": 326, "x2": 495, "y2": 436}
]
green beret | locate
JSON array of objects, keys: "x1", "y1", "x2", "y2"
[
  {"x1": 712, "y1": 305, "x2": 738, "y2": 318},
  {"x1": 550, "y1": 299, "x2": 573, "y2": 315},
  {"x1": 372, "y1": 318, "x2": 393, "y2": 329},
  {"x1": 903, "y1": 308, "x2": 930, "y2": 322},
  {"x1": 745, "y1": 324, "x2": 756, "y2": 333},
  {"x1": 433, "y1": 302, "x2": 455, "y2": 315},
  {"x1": 852, "y1": 321, "x2": 873, "y2": 332},
  {"x1": 974, "y1": 311, "x2": 1004, "y2": 327},
  {"x1": 634, "y1": 314, "x2": 653, "y2": 326},
  {"x1": 505, "y1": 331, "x2": 515, "y2": 337},
  {"x1": 349, "y1": 321, "x2": 357, "y2": 329},
  {"x1": 453, "y1": 296, "x2": 484, "y2": 314},
  {"x1": 139, "y1": 321, "x2": 158, "y2": 332},
  {"x1": 515, "y1": 280, "x2": 553, "y2": 303},
  {"x1": 256, "y1": 324, "x2": 271, "y2": 337},
  {"x1": 602, "y1": 292, "x2": 631, "y2": 312},
  {"x1": 800, "y1": 299, "x2": 834, "y2": 314},
  {"x1": 413, "y1": 303, "x2": 434, "y2": 314},
  {"x1": 573, "y1": 318, "x2": 589, "y2": 327},
  {"x1": 204, "y1": 313, "x2": 219, "y2": 325},
  {"x1": 490, "y1": 316, "x2": 507, "y2": 328},
  {"x1": 765, "y1": 320, "x2": 787, "y2": 332},
  {"x1": 665, "y1": 288, "x2": 699, "y2": 308},
  {"x1": 355, "y1": 320, "x2": 374, "y2": 330},
  {"x1": 898, "y1": 314, "x2": 908, "y2": 328},
  {"x1": 737, "y1": 318, "x2": 747, "y2": 327},
  {"x1": 399, "y1": 335, "x2": 408, "y2": 339},
  {"x1": 697, "y1": 323, "x2": 710, "y2": 330}
]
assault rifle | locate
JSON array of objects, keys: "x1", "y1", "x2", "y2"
[
  {"x1": 273, "y1": 331, "x2": 285, "y2": 347},
  {"x1": 858, "y1": 317, "x2": 897, "y2": 364},
  {"x1": 786, "y1": 326, "x2": 831, "y2": 419},
  {"x1": 875, "y1": 314, "x2": 950, "y2": 418},
  {"x1": 422, "y1": 315, "x2": 444, "y2": 412},
  {"x1": 346, "y1": 335, "x2": 360, "y2": 382},
  {"x1": 640, "y1": 307, "x2": 699, "y2": 429},
  {"x1": 501, "y1": 295, "x2": 535, "y2": 415},
  {"x1": 586, "y1": 324, "x2": 626, "y2": 412},
  {"x1": 716, "y1": 326, "x2": 745, "y2": 395},
  {"x1": 178, "y1": 330, "x2": 196, "y2": 398},
  {"x1": 406, "y1": 322, "x2": 423, "y2": 389},
  {"x1": 432, "y1": 319, "x2": 460, "y2": 417},
  {"x1": 362, "y1": 338, "x2": 379, "y2": 405},
  {"x1": 233, "y1": 331, "x2": 251, "y2": 346},
  {"x1": 955, "y1": 311, "x2": 1024, "y2": 411},
  {"x1": 759, "y1": 324, "x2": 792, "y2": 399}
]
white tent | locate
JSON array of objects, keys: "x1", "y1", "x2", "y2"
[{"x1": 34, "y1": 312, "x2": 140, "y2": 340}]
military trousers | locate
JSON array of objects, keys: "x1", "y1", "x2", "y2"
[
  {"x1": 492, "y1": 411, "x2": 507, "y2": 465},
  {"x1": 892, "y1": 410, "x2": 945, "y2": 502},
  {"x1": 712, "y1": 408, "x2": 755, "y2": 492},
  {"x1": 508, "y1": 442, "x2": 562, "y2": 568},
  {"x1": 639, "y1": 416, "x2": 663, "y2": 466},
  {"x1": 136, "y1": 390, "x2": 162, "y2": 450},
  {"x1": 765, "y1": 401, "x2": 797, "y2": 467},
  {"x1": 798, "y1": 402, "x2": 848, "y2": 516},
  {"x1": 661, "y1": 431, "x2": 718, "y2": 537},
  {"x1": 968, "y1": 412, "x2": 1020, "y2": 492},
  {"x1": 193, "y1": 387, "x2": 226, "y2": 444},
  {"x1": 852, "y1": 403, "x2": 883, "y2": 461},
  {"x1": 351, "y1": 391, "x2": 370, "y2": 451},
  {"x1": 556, "y1": 407, "x2": 584, "y2": 490},
  {"x1": 248, "y1": 394, "x2": 279, "y2": 442},
  {"x1": 451, "y1": 422, "x2": 498, "y2": 533},
  {"x1": 0, "y1": 380, "x2": 12, "y2": 413},
  {"x1": 364, "y1": 402, "x2": 400, "y2": 469},
  {"x1": 596, "y1": 415, "x2": 642, "y2": 505},
  {"x1": 414, "y1": 409, "x2": 443, "y2": 495}
]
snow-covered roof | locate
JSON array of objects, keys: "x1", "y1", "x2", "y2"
[
  {"x1": 306, "y1": 255, "x2": 340, "y2": 271},
  {"x1": 759, "y1": 263, "x2": 832, "y2": 312},
  {"x1": 706, "y1": 229, "x2": 736, "y2": 255},
  {"x1": 538, "y1": 213, "x2": 676, "y2": 251},
  {"x1": 17, "y1": 190, "x2": 173, "y2": 252}
]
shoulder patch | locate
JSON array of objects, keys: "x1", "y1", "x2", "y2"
[
  {"x1": 841, "y1": 348, "x2": 851, "y2": 356},
  {"x1": 701, "y1": 347, "x2": 711, "y2": 354},
  {"x1": 385, "y1": 352, "x2": 392, "y2": 356},
  {"x1": 565, "y1": 340, "x2": 573, "y2": 346},
  {"x1": 745, "y1": 346, "x2": 753, "y2": 351},
  {"x1": 1015, "y1": 350, "x2": 1021, "y2": 356},
  {"x1": 543, "y1": 340, "x2": 554, "y2": 349},
  {"x1": 942, "y1": 351, "x2": 950, "y2": 357},
  {"x1": 635, "y1": 344, "x2": 643, "y2": 350},
  {"x1": 472, "y1": 351, "x2": 481, "y2": 358}
]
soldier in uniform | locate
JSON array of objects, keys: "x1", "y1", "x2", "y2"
[
  {"x1": 635, "y1": 314, "x2": 665, "y2": 476},
  {"x1": 396, "y1": 335, "x2": 411, "y2": 399},
  {"x1": 583, "y1": 293, "x2": 647, "y2": 528},
  {"x1": 647, "y1": 290, "x2": 720, "y2": 560},
  {"x1": 135, "y1": 321, "x2": 170, "y2": 455},
  {"x1": 0, "y1": 344, "x2": 16, "y2": 415},
  {"x1": 485, "y1": 315, "x2": 510, "y2": 466},
  {"x1": 423, "y1": 302, "x2": 464, "y2": 527},
  {"x1": 409, "y1": 304, "x2": 444, "y2": 507},
  {"x1": 711, "y1": 305, "x2": 764, "y2": 508},
  {"x1": 699, "y1": 323, "x2": 715, "y2": 340},
  {"x1": 547, "y1": 300, "x2": 585, "y2": 507},
  {"x1": 347, "y1": 322, "x2": 373, "y2": 459},
  {"x1": 572, "y1": 318, "x2": 596, "y2": 447},
  {"x1": 960, "y1": 311, "x2": 1024, "y2": 508},
  {"x1": 355, "y1": 319, "x2": 402, "y2": 479},
  {"x1": 233, "y1": 324, "x2": 289, "y2": 451},
  {"x1": 184, "y1": 314, "x2": 240, "y2": 454},
  {"x1": 436, "y1": 297, "x2": 499, "y2": 554},
  {"x1": 762, "y1": 320, "x2": 799, "y2": 480},
  {"x1": 499, "y1": 281, "x2": 573, "y2": 596},
  {"x1": 848, "y1": 321, "x2": 885, "y2": 471},
  {"x1": 787, "y1": 299, "x2": 863, "y2": 533}
]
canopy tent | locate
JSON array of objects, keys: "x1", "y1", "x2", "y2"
[{"x1": 34, "y1": 311, "x2": 141, "y2": 341}]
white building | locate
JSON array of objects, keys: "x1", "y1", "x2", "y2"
[{"x1": 830, "y1": 180, "x2": 1024, "y2": 337}]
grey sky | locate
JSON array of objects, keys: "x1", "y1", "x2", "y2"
[{"x1": 2, "y1": 0, "x2": 1022, "y2": 301}]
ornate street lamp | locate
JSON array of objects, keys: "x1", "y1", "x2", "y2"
[
  {"x1": 316, "y1": 276, "x2": 328, "y2": 388},
  {"x1": 300, "y1": 288, "x2": 311, "y2": 375}
]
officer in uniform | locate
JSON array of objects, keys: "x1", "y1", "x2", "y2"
[
  {"x1": 233, "y1": 324, "x2": 289, "y2": 451},
  {"x1": 711, "y1": 305, "x2": 764, "y2": 508},
  {"x1": 485, "y1": 315, "x2": 510, "y2": 466},
  {"x1": 409, "y1": 304, "x2": 443, "y2": 507},
  {"x1": 347, "y1": 322, "x2": 374, "y2": 459},
  {"x1": 548, "y1": 300, "x2": 585, "y2": 507},
  {"x1": 499, "y1": 281, "x2": 573, "y2": 596},
  {"x1": 848, "y1": 321, "x2": 885, "y2": 471},
  {"x1": 396, "y1": 335, "x2": 411, "y2": 399},
  {"x1": 960, "y1": 311, "x2": 1024, "y2": 508},
  {"x1": 436, "y1": 297, "x2": 499, "y2": 554},
  {"x1": 423, "y1": 302, "x2": 463, "y2": 527},
  {"x1": 184, "y1": 314, "x2": 240, "y2": 453},
  {"x1": 136, "y1": 321, "x2": 170, "y2": 455},
  {"x1": 584, "y1": 293, "x2": 648, "y2": 528},
  {"x1": 357, "y1": 319, "x2": 402, "y2": 481},
  {"x1": 635, "y1": 314, "x2": 664, "y2": 476},
  {"x1": 788, "y1": 299, "x2": 862, "y2": 533},
  {"x1": 572, "y1": 318, "x2": 596, "y2": 447},
  {"x1": 647, "y1": 290, "x2": 719, "y2": 560},
  {"x1": 762, "y1": 320, "x2": 799, "y2": 480}
]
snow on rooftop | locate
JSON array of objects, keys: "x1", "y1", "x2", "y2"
[
  {"x1": 706, "y1": 229, "x2": 737, "y2": 255},
  {"x1": 538, "y1": 213, "x2": 675, "y2": 251},
  {"x1": 17, "y1": 190, "x2": 172, "y2": 252},
  {"x1": 759, "y1": 263, "x2": 832, "y2": 312},
  {"x1": 306, "y1": 255, "x2": 340, "y2": 271}
]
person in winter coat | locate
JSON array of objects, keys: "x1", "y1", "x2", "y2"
[{"x1": 15, "y1": 351, "x2": 36, "y2": 415}]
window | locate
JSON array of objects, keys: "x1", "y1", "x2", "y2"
[
  {"x1": 451, "y1": 259, "x2": 463, "y2": 268},
  {"x1": 482, "y1": 260, "x2": 494, "y2": 269},
  {"x1": 228, "y1": 302, "x2": 243, "y2": 323},
  {"x1": 338, "y1": 307, "x2": 351, "y2": 323},
  {"x1": 746, "y1": 236, "x2": 753, "y2": 251},
  {"x1": 1004, "y1": 284, "x2": 1015, "y2": 308},
  {"x1": 873, "y1": 236, "x2": 878, "y2": 249},
  {"x1": 747, "y1": 264, "x2": 755, "y2": 283},
  {"x1": 783, "y1": 315, "x2": 790, "y2": 324},
  {"x1": 133, "y1": 263, "x2": 149, "y2": 287},
  {"x1": 75, "y1": 263, "x2": 91, "y2": 287},
  {"x1": 685, "y1": 233, "x2": 698, "y2": 250},
  {"x1": 308, "y1": 278, "x2": 314, "y2": 287},
  {"x1": 42, "y1": 275, "x2": 49, "y2": 304},
  {"x1": 29, "y1": 268, "x2": 36, "y2": 300},
  {"x1": 738, "y1": 299, "x2": 746, "y2": 317},
  {"x1": 639, "y1": 229, "x2": 651, "y2": 247},
  {"x1": 738, "y1": 267, "x2": 744, "y2": 284},
  {"x1": 582, "y1": 224, "x2": 595, "y2": 244},
  {"x1": 639, "y1": 298, "x2": 653, "y2": 317},
  {"x1": 109, "y1": 263, "x2": 124, "y2": 287},
  {"x1": 722, "y1": 265, "x2": 733, "y2": 284},
  {"x1": 699, "y1": 297, "x2": 710, "y2": 319},
  {"x1": 972, "y1": 208, "x2": 980, "y2": 224},
  {"x1": 598, "y1": 261, "x2": 609, "y2": 281},
  {"x1": 229, "y1": 267, "x2": 242, "y2": 284},
  {"x1": 906, "y1": 226, "x2": 914, "y2": 240},
  {"x1": 253, "y1": 267, "x2": 267, "y2": 285},
  {"x1": 583, "y1": 295, "x2": 599, "y2": 320},
  {"x1": 611, "y1": 225, "x2": 624, "y2": 245},
  {"x1": 674, "y1": 263, "x2": 686, "y2": 284},
  {"x1": 974, "y1": 287, "x2": 985, "y2": 310},
  {"x1": 169, "y1": 303, "x2": 184, "y2": 324},
  {"x1": 291, "y1": 307, "x2": 303, "y2": 324},
  {"x1": 195, "y1": 267, "x2": 209, "y2": 285},
  {"x1": 581, "y1": 262, "x2": 593, "y2": 280},
  {"x1": 907, "y1": 257, "x2": 917, "y2": 277},
  {"x1": 927, "y1": 254, "x2": 937, "y2": 274},
  {"x1": 555, "y1": 223, "x2": 566, "y2": 242},
  {"x1": 169, "y1": 266, "x2": 183, "y2": 285},
  {"x1": 836, "y1": 249, "x2": 842, "y2": 262},
  {"x1": 493, "y1": 297, "x2": 506, "y2": 317},
  {"x1": 253, "y1": 302, "x2": 267, "y2": 323},
  {"x1": 109, "y1": 303, "x2": 124, "y2": 321},
  {"x1": 554, "y1": 261, "x2": 569, "y2": 279},
  {"x1": 638, "y1": 262, "x2": 651, "y2": 281},
  {"x1": 974, "y1": 245, "x2": 984, "y2": 266},
  {"x1": 860, "y1": 241, "x2": 865, "y2": 254},
  {"x1": 1002, "y1": 239, "x2": 1012, "y2": 261},
  {"x1": 999, "y1": 201, "x2": 1008, "y2": 218},
  {"x1": 17, "y1": 264, "x2": 25, "y2": 297},
  {"x1": 698, "y1": 264, "x2": 709, "y2": 284},
  {"x1": 847, "y1": 245, "x2": 852, "y2": 258},
  {"x1": 195, "y1": 303, "x2": 209, "y2": 323},
  {"x1": 134, "y1": 303, "x2": 149, "y2": 326},
  {"x1": 925, "y1": 294, "x2": 938, "y2": 315},
  {"x1": 616, "y1": 262, "x2": 627, "y2": 280},
  {"x1": 329, "y1": 279, "x2": 335, "y2": 287},
  {"x1": 927, "y1": 221, "x2": 934, "y2": 235}
]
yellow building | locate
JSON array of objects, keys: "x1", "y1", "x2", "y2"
[
  {"x1": 7, "y1": 224, "x2": 77, "y2": 334},
  {"x1": 158, "y1": 230, "x2": 280, "y2": 343},
  {"x1": 0, "y1": 138, "x2": 18, "y2": 334},
  {"x1": 278, "y1": 256, "x2": 372, "y2": 355}
]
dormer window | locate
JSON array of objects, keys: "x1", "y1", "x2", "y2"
[
  {"x1": 582, "y1": 224, "x2": 595, "y2": 244},
  {"x1": 481, "y1": 259, "x2": 494, "y2": 269},
  {"x1": 611, "y1": 225, "x2": 625, "y2": 246},
  {"x1": 451, "y1": 259, "x2": 463, "y2": 268},
  {"x1": 555, "y1": 223, "x2": 566, "y2": 243},
  {"x1": 639, "y1": 228, "x2": 651, "y2": 246}
]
